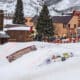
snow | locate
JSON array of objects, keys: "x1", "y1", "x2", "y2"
[
  {"x1": 4, "y1": 26, "x2": 31, "y2": 31},
  {"x1": 4, "y1": 18, "x2": 12, "y2": 25},
  {"x1": 55, "y1": 0, "x2": 80, "y2": 10},
  {"x1": 0, "y1": 41, "x2": 80, "y2": 80},
  {"x1": 1, "y1": 0, "x2": 80, "y2": 16},
  {"x1": 0, "y1": 31, "x2": 6, "y2": 34}
]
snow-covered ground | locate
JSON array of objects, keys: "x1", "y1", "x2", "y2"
[{"x1": 0, "y1": 41, "x2": 80, "y2": 80}]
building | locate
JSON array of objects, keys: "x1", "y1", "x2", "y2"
[
  {"x1": 52, "y1": 16, "x2": 72, "y2": 38},
  {"x1": 25, "y1": 17, "x2": 34, "y2": 27},
  {"x1": 25, "y1": 16, "x2": 38, "y2": 38},
  {"x1": 0, "y1": 32, "x2": 9, "y2": 44},
  {"x1": 74, "y1": 11, "x2": 80, "y2": 38},
  {"x1": 0, "y1": 10, "x2": 9, "y2": 44},
  {"x1": 52, "y1": 11, "x2": 80, "y2": 39},
  {"x1": 4, "y1": 24, "x2": 33, "y2": 42}
]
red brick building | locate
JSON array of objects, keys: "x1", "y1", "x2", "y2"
[{"x1": 4, "y1": 24, "x2": 33, "y2": 42}]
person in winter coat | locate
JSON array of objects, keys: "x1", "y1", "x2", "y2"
[{"x1": 45, "y1": 58, "x2": 52, "y2": 64}]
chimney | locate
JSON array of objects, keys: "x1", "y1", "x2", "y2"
[{"x1": 0, "y1": 10, "x2": 4, "y2": 30}]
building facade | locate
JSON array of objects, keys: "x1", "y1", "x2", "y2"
[
  {"x1": 5, "y1": 24, "x2": 33, "y2": 42},
  {"x1": 25, "y1": 16, "x2": 38, "y2": 38},
  {"x1": 52, "y1": 11, "x2": 80, "y2": 39},
  {"x1": 52, "y1": 16, "x2": 72, "y2": 38}
]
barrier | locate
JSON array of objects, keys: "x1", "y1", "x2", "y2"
[
  {"x1": 6, "y1": 45, "x2": 37, "y2": 62},
  {"x1": 51, "y1": 38, "x2": 80, "y2": 43}
]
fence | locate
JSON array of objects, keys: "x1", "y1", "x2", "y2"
[
  {"x1": 43, "y1": 37, "x2": 80, "y2": 43},
  {"x1": 52, "y1": 38, "x2": 80, "y2": 43},
  {"x1": 6, "y1": 45, "x2": 37, "y2": 62}
]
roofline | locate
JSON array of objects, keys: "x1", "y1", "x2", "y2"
[{"x1": 52, "y1": 15, "x2": 73, "y2": 24}]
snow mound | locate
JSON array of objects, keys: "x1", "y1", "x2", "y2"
[{"x1": 0, "y1": 41, "x2": 80, "y2": 80}]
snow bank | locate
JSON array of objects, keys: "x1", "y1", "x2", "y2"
[
  {"x1": 0, "y1": 31, "x2": 6, "y2": 34},
  {"x1": 0, "y1": 41, "x2": 80, "y2": 80}
]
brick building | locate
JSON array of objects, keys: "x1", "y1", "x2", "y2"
[{"x1": 4, "y1": 24, "x2": 33, "y2": 42}]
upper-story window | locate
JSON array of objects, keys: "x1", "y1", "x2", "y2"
[
  {"x1": 68, "y1": 24, "x2": 70, "y2": 28},
  {"x1": 30, "y1": 19, "x2": 33, "y2": 22},
  {"x1": 63, "y1": 24, "x2": 66, "y2": 28},
  {"x1": 25, "y1": 19, "x2": 27, "y2": 22},
  {"x1": 74, "y1": 24, "x2": 76, "y2": 28}
]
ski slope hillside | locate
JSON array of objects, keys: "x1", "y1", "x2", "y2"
[
  {"x1": 0, "y1": 0, "x2": 80, "y2": 16},
  {"x1": 0, "y1": 42, "x2": 80, "y2": 80}
]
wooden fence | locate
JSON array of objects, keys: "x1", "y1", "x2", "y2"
[{"x1": 6, "y1": 45, "x2": 37, "y2": 62}]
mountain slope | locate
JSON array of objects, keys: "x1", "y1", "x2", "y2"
[{"x1": 0, "y1": 0, "x2": 80, "y2": 17}]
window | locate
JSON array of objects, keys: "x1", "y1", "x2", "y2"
[
  {"x1": 63, "y1": 24, "x2": 66, "y2": 28},
  {"x1": 68, "y1": 24, "x2": 70, "y2": 28},
  {"x1": 30, "y1": 19, "x2": 33, "y2": 22},
  {"x1": 25, "y1": 19, "x2": 27, "y2": 22},
  {"x1": 74, "y1": 24, "x2": 76, "y2": 28},
  {"x1": 72, "y1": 34, "x2": 76, "y2": 38}
]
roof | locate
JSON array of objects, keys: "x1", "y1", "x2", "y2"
[
  {"x1": 5, "y1": 24, "x2": 29, "y2": 28},
  {"x1": 4, "y1": 27, "x2": 31, "y2": 31},
  {"x1": 4, "y1": 24, "x2": 31, "y2": 31},
  {"x1": 0, "y1": 31, "x2": 9, "y2": 38},
  {"x1": 28, "y1": 15, "x2": 72, "y2": 24},
  {"x1": 52, "y1": 16, "x2": 72, "y2": 24}
]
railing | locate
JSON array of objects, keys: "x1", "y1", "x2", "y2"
[
  {"x1": 59, "y1": 38, "x2": 80, "y2": 43},
  {"x1": 43, "y1": 37, "x2": 80, "y2": 43},
  {"x1": 6, "y1": 45, "x2": 37, "y2": 62}
]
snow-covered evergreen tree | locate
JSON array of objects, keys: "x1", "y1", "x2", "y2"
[
  {"x1": 13, "y1": 0, "x2": 24, "y2": 24},
  {"x1": 36, "y1": 4, "x2": 54, "y2": 41}
]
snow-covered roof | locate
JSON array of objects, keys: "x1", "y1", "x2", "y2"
[
  {"x1": 0, "y1": 31, "x2": 6, "y2": 34},
  {"x1": 4, "y1": 24, "x2": 31, "y2": 31},
  {"x1": 4, "y1": 27, "x2": 31, "y2": 31}
]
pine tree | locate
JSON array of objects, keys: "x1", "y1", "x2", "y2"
[
  {"x1": 13, "y1": 0, "x2": 24, "y2": 24},
  {"x1": 36, "y1": 4, "x2": 54, "y2": 41}
]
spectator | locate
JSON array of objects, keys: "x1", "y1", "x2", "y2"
[{"x1": 45, "y1": 58, "x2": 52, "y2": 64}]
